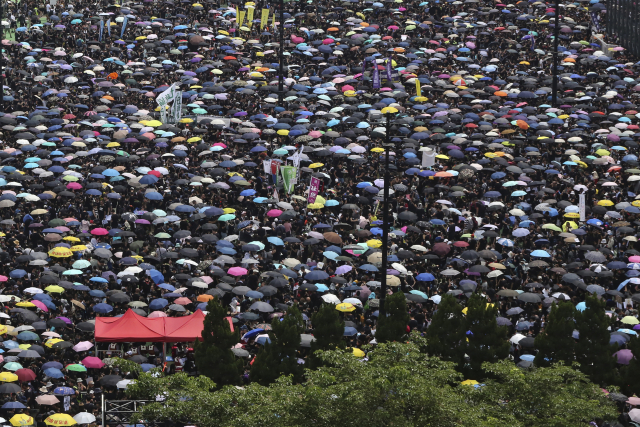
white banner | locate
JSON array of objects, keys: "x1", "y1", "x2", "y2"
[
  {"x1": 170, "y1": 92, "x2": 182, "y2": 123},
  {"x1": 579, "y1": 193, "x2": 586, "y2": 222}
]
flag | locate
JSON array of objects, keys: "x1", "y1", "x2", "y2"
[
  {"x1": 280, "y1": 166, "x2": 296, "y2": 194},
  {"x1": 308, "y1": 177, "x2": 320, "y2": 203},
  {"x1": 99, "y1": 19, "x2": 104, "y2": 42},
  {"x1": 263, "y1": 160, "x2": 271, "y2": 175},
  {"x1": 171, "y1": 92, "x2": 182, "y2": 123},
  {"x1": 238, "y1": 10, "x2": 246, "y2": 27},
  {"x1": 106, "y1": 18, "x2": 111, "y2": 37},
  {"x1": 236, "y1": 5, "x2": 240, "y2": 26},
  {"x1": 372, "y1": 63, "x2": 380, "y2": 89},
  {"x1": 291, "y1": 145, "x2": 303, "y2": 183},
  {"x1": 273, "y1": 188, "x2": 279, "y2": 202},
  {"x1": 386, "y1": 58, "x2": 393, "y2": 82},
  {"x1": 260, "y1": 8, "x2": 269, "y2": 29},
  {"x1": 415, "y1": 79, "x2": 421, "y2": 97},
  {"x1": 247, "y1": 6, "x2": 254, "y2": 27},
  {"x1": 120, "y1": 16, "x2": 128, "y2": 38}
]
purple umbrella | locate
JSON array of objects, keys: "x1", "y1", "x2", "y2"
[{"x1": 614, "y1": 349, "x2": 634, "y2": 365}]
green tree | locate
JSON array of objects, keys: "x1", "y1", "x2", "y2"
[
  {"x1": 194, "y1": 298, "x2": 242, "y2": 387},
  {"x1": 250, "y1": 304, "x2": 304, "y2": 385},
  {"x1": 426, "y1": 294, "x2": 466, "y2": 368},
  {"x1": 309, "y1": 303, "x2": 345, "y2": 369},
  {"x1": 127, "y1": 339, "x2": 617, "y2": 427},
  {"x1": 575, "y1": 295, "x2": 619, "y2": 387},
  {"x1": 619, "y1": 336, "x2": 640, "y2": 396},
  {"x1": 534, "y1": 301, "x2": 576, "y2": 367},
  {"x1": 375, "y1": 290, "x2": 410, "y2": 343},
  {"x1": 464, "y1": 294, "x2": 510, "y2": 378}
]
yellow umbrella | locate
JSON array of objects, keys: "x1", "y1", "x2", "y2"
[
  {"x1": 48, "y1": 248, "x2": 73, "y2": 258},
  {"x1": 461, "y1": 379, "x2": 479, "y2": 386},
  {"x1": 106, "y1": 142, "x2": 120, "y2": 148},
  {"x1": 542, "y1": 224, "x2": 562, "y2": 232},
  {"x1": 336, "y1": 303, "x2": 356, "y2": 312},
  {"x1": 44, "y1": 339, "x2": 64, "y2": 348},
  {"x1": 621, "y1": 316, "x2": 639, "y2": 325},
  {"x1": 70, "y1": 245, "x2": 88, "y2": 252},
  {"x1": 370, "y1": 147, "x2": 384, "y2": 153},
  {"x1": 595, "y1": 148, "x2": 611, "y2": 157},
  {"x1": 0, "y1": 372, "x2": 18, "y2": 382},
  {"x1": 16, "y1": 302, "x2": 35, "y2": 308},
  {"x1": 315, "y1": 195, "x2": 326, "y2": 205},
  {"x1": 44, "y1": 286, "x2": 64, "y2": 294},
  {"x1": 352, "y1": 348, "x2": 365, "y2": 357},
  {"x1": 367, "y1": 239, "x2": 382, "y2": 248},
  {"x1": 44, "y1": 414, "x2": 76, "y2": 426},
  {"x1": 563, "y1": 212, "x2": 580, "y2": 218},
  {"x1": 10, "y1": 415, "x2": 33, "y2": 426},
  {"x1": 562, "y1": 221, "x2": 579, "y2": 232},
  {"x1": 309, "y1": 163, "x2": 324, "y2": 168},
  {"x1": 307, "y1": 203, "x2": 324, "y2": 209},
  {"x1": 187, "y1": 137, "x2": 201, "y2": 143},
  {"x1": 223, "y1": 208, "x2": 236, "y2": 214},
  {"x1": 18, "y1": 344, "x2": 30, "y2": 350},
  {"x1": 435, "y1": 154, "x2": 449, "y2": 160},
  {"x1": 277, "y1": 129, "x2": 289, "y2": 136},
  {"x1": 0, "y1": 325, "x2": 8, "y2": 335},
  {"x1": 63, "y1": 236, "x2": 80, "y2": 243},
  {"x1": 179, "y1": 118, "x2": 194, "y2": 123},
  {"x1": 597, "y1": 200, "x2": 614, "y2": 206},
  {"x1": 633, "y1": 201, "x2": 640, "y2": 207}
]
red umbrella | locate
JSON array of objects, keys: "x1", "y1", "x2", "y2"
[
  {"x1": 431, "y1": 242, "x2": 451, "y2": 257},
  {"x1": 453, "y1": 241, "x2": 469, "y2": 248},
  {"x1": 15, "y1": 368, "x2": 36, "y2": 382}
]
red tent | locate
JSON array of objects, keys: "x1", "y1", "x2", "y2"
[
  {"x1": 95, "y1": 309, "x2": 233, "y2": 343},
  {"x1": 95, "y1": 309, "x2": 165, "y2": 342}
]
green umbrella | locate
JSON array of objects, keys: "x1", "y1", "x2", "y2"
[
  {"x1": 4, "y1": 362, "x2": 23, "y2": 371},
  {"x1": 48, "y1": 219, "x2": 65, "y2": 227},
  {"x1": 218, "y1": 214, "x2": 236, "y2": 222},
  {"x1": 154, "y1": 233, "x2": 171, "y2": 239},
  {"x1": 62, "y1": 269, "x2": 83, "y2": 275},
  {"x1": 66, "y1": 364, "x2": 87, "y2": 372},
  {"x1": 248, "y1": 241, "x2": 266, "y2": 251},
  {"x1": 130, "y1": 241, "x2": 144, "y2": 252},
  {"x1": 192, "y1": 108, "x2": 207, "y2": 114},
  {"x1": 273, "y1": 149, "x2": 288, "y2": 155},
  {"x1": 72, "y1": 260, "x2": 91, "y2": 269}
]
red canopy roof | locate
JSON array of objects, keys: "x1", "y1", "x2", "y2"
[{"x1": 95, "y1": 309, "x2": 233, "y2": 343}]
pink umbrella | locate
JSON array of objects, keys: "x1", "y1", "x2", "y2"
[
  {"x1": 227, "y1": 267, "x2": 248, "y2": 276},
  {"x1": 309, "y1": 131, "x2": 322, "y2": 138},
  {"x1": 66, "y1": 182, "x2": 82, "y2": 190},
  {"x1": 267, "y1": 209, "x2": 282, "y2": 217},
  {"x1": 290, "y1": 35, "x2": 304, "y2": 44},
  {"x1": 341, "y1": 85, "x2": 355, "y2": 92},
  {"x1": 74, "y1": 341, "x2": 94, "y2": 352},
  {"x1": 0, "y1": 275, "x2": 8, "y2": 282},
  {"x1": 322, "y1": 38, "x2": 334, "y2": 45},
  {"x1": 614, "y1": 349, "x2": 634, "y2": 365},
  {"x1": 31, "y1": 300, "x2": 48, "y2": 312},
  {"x1": 91, "y1": 228, "x2": 108, "y2": 235},
  {"x1": 174, "y1": 297, "x2": 192, "y2": 305},
  {"x1": 81, "y1": 356, "x2": 105, "y2": 369},
  {"x1": 148, "y1": 311, "x2": 167, "y2": 318}
]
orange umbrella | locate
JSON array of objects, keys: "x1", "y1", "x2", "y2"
[
  {"x1": 516, "y1": 120, "x2": 529, "y2": 130},
  {"x1": 435, "y1": 171, "x2": 453, "y2": 177},
  {"x1": 327, "y1": 27, "x2": 339, "y2": 31},
  {"x1": 494, "y1": 91, "x2": 508, "y2": 97},
  {"x1": 197, "y1": 294, "x2": 214, "y2": 303},
  {"x1": 107, "y1": 72, "x2": 118, "y2": 80}
]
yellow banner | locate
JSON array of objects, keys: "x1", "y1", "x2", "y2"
[
  {"x1": 236, "y1": 6, "x2": 240, "y2": 26},
  {"x1": 415, "y1": 79, "x2": 421, "y2": 97},
  {"x1": 261, "y1": 8, "x2": 269, "y2": 29},
  {"x1": 238, "y1": 10, "x2": 246, "y2": 27},
  {"x1": 247, "y1": 6, "x2": 255, "y2": 27}
]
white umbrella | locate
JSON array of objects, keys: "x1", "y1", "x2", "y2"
[
  {"x1": 73, "y1": 413, "x2": 96, "y2": 424},
  {"x1": 510, "y1": 333, "x2": 526, "y2": 344},
  {"x1": 116, "y1": 379, "x2": 133, "y2": 389},
  {"x1": 321, "y1": 294, "x2": 341, "y2": 304}
]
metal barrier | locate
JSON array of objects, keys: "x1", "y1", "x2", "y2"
[
  {"x1": 101, "y1": 397, "x2": 154, "y2": 427},
  {"x1": 606, "y1": 0, "x2": 640, "y2": 57}
]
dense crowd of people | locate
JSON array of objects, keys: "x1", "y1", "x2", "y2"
[{"x1": 0, "y1": 0, "x2": 638, "y2": 423}]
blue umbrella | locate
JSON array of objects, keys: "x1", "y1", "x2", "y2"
[
  {"x1": 149, "y1": 298, "x2": 168, "y2": 310},
  {"x1": 304, "y1": 270, "x2": 329, "y2": 281},
  {"x1": 44, "y1": 368, "x2": 64, "y2": 378},
  {"x1": 93, "y1": 303, "x2": 113, "y2": 314},
  {"x1": 53, "y1": 387, "x2": 76, "y2": 396}
]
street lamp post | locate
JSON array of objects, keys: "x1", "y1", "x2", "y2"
[
  {"x1": 551, "y1": 0, "x2": 561, "y2": 107},
  {"x1": 277, "y1": 0, "x2": 285, "y2": 107},
  {"x1": 378, "y1": 106, "x2": 398, "y2": 318}
]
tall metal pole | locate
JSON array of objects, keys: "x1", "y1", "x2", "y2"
[
  {"x1": 0, "y1": 3, "x2": 4, "y2": 113},
  {"x1": 551, "y1": 0, "x2": 561, "y2": 107},
  {"x1": 379, "y1": 109, "x2": 395, "y2": 318},
  {"x1": 277, "y1": 0, "x2": 284, "y2": 107}
]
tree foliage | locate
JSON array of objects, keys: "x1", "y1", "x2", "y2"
[
  {"x1": 575, "y1": 295, "x2": 619, "y2": 387},
  {"x1": 127, "y1": 336, "x2": 616, "y2": 427},
  {"x1": 194, "y1": 298, "x2": 243, "y2": 387},
  {"x1": 463, "y1": 294, "x2": 510, "y2": 378},
  {"x1": 309, "y1": 303, "x2": 345, "y2": 369},
  {"x1": 534, "y1": 302, "x2": 576, "y2": 367},
  {"x1": 425, "y1": 294, "x2": 466, "y2": 368},
  {"x1": 250, "y1": 304, "x2": 304, "y2": 385},
  {"x1": 375, "y1": 290, "x2": 410, "y2": 343},
  {"x1": 619, "y1": 336, "x2": 640, "y2": 396}
]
